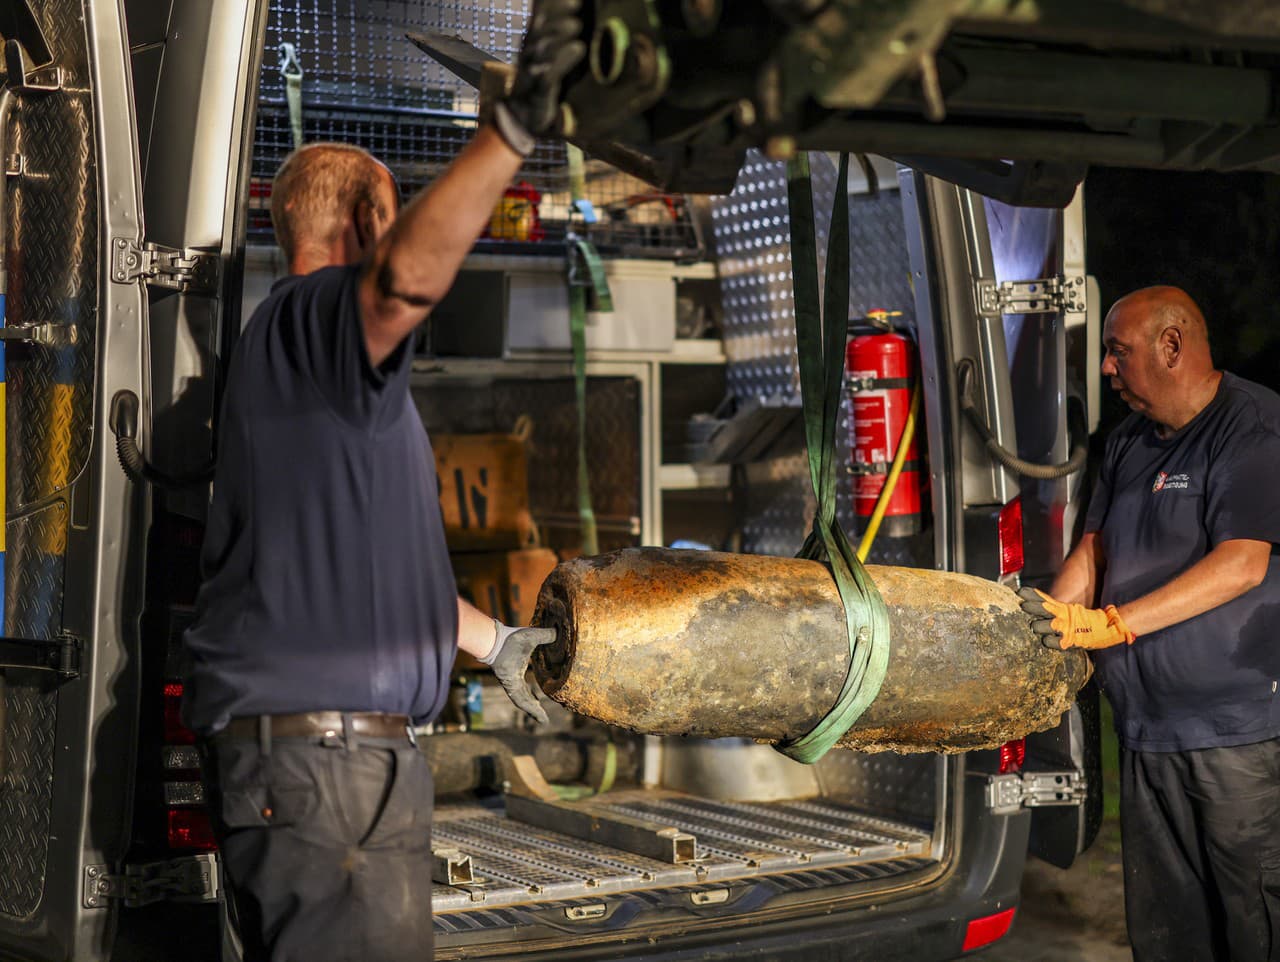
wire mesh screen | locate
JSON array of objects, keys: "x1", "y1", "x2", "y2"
[{"x1": 249, "y1": 0, "x2": 702, "y2": 257}]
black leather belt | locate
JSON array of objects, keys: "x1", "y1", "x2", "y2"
[{"x1": 222, "y1": 711, "x2": 412, "y2": 742}]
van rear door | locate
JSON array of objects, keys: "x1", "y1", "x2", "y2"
[
  {"x1": 0, "y1": 0, "x2": 149, "y2": 959},
  {"x1": 900, "y1": 171, "x2": 1101, "y2": 868}
]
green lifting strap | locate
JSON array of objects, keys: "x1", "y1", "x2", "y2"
[
  {"x1": 567, "y1": 234, "x2": 612, "y2": 557},
  {"x1": 775, "y1": 153, "x2": 892, "y2": 764}
]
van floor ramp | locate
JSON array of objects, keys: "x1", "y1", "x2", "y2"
[{"x1": 431, "y1": 789, "x2": 931, "y2": 912}]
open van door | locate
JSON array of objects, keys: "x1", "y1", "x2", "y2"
[
  {"x1": 1020, "y1": 188, "x2": 1104, "y2": 868},
  {"x1": 978, "y1": 184, "x2": 1103, "y2": 868},
  {"x1": 901, "y1": 171, "x2": 1102, "y2": 869},
  {"x1": 0, "y1": 0, "x2": 150, "y2": 958}
]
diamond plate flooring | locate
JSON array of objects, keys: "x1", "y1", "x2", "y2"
[{"x1": 432, "y1": 788, "x2": 932, "y2": 913}]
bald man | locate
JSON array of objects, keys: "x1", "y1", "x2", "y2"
[
  {"x1": 181, "y1": 5, "x2": 585, "y2": 960},
  {"x1": 1020, "y1": 286, "x2": 1280, "y2": 962}
]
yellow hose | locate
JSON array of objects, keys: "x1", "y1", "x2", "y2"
[{"x1": 857, "y1": 383, "x2": 922, "y2": 563}]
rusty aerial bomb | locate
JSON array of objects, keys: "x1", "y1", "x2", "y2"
[{"x1": 532, "y1": 548, "x2": 1091, "y2": 754}]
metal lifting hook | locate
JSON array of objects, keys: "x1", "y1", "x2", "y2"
[{"x1": 277, "y1": 41, "x2": 303, "y2": 79}]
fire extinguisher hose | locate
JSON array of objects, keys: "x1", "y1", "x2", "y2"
[{"x1": 856, "y1": 382, "x2": 922, "y2": 562}]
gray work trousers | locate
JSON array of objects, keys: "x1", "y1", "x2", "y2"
[
  {"x1": 1121, "y1": 737, "x2": 1280, "y2": 962},
  {"x1": 201, "y1": 726, "x2": 435, "y2": 962}
]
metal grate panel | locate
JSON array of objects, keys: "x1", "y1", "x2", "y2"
[
  {"x1": 413, "y1": 374, "x2": 641, "y2": 555},
  {"x1": 250, "y1": 0, "x2": 700, "y2": 256}
]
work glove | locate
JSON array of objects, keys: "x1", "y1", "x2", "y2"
[
  {"x1": 493, "y1": 0, "x2": 586, "y2": 156},
  {"x1": 481, "y1": 621, "x2": 557, "y2": 724},
  {"x1": 1017, "y1": 587, "x2": 1137, "y2": 651}
]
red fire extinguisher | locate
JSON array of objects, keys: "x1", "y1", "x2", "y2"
[{"x1": 847, "y1": 331, "x2": 924, "y2": 537}]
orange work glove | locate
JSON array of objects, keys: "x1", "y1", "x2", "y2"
[{"x1": 1017, "y1": 587, "x2": 1137, "y2": 651}]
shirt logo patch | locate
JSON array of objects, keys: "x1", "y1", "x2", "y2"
[{"x1": 1152, "y1": 471, "x2": 1191, "y2": 492}]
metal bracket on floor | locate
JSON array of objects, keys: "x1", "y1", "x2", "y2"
[
  {"x1": 432, "y1": 848, "x2": 475, "y2": 886},
  {"x1": 504, "y1": 793, "x2": 698, "y2": 864},
  {"x1": 431, "y1": 847, "x2": 487, "y2": 902}
]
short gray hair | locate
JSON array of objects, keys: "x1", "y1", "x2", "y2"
[{"x1": 269, "y1": 142, "x2": 389, "y2": 262}]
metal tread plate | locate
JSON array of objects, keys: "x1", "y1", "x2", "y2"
[
  {"x1": 432, "y1": 789, "x2": 933, "y2": 914},
  {"x1": 0, "y1": 0, "x2": 97, "y2": 922}
]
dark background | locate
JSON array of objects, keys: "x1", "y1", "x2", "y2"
[{"x1": 1085, "y1": 167, "x2": 1280, "y2": 435}]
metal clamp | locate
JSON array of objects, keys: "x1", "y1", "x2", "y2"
[
  {"x1": 111, "y1": 238, "x2": 219, "y2": 295},
  {"x1": 975, "y1": 275, "x2": 1087, "y2": 317},
  {"x1": 985, "y1": 770, "x2": 1087, "y2": 815}
]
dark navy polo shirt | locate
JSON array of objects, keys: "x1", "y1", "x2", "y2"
[
  {"x1": 182, "y1": 265, "x2": 457, "y2": 735},
  {"x1": 1085, "y1": 372, "x2": 1280, "y2": 752}
]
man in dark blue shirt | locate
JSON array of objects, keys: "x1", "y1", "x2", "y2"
[
  {"x1": 1021, "y1": 287, "x2": 1280, "y2": 962},
  {"x1": 183, "y1": 5, "x2": 585, "y2": 959}
]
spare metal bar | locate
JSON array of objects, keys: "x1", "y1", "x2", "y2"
[{"x1": 504, "y1": 794, "x2": 697, "y2": 864}]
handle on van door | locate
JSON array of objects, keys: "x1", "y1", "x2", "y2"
[
  {"x1": 110, "y1": 390, "x2": 216, "y2": 488},
  {"x1": 956, "y1": 358, "x2": 1087, "y2": 480}
]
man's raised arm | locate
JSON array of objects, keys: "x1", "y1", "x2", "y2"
[{"x1": 359, "y1": 0, "x2": 584, "y2": 366}]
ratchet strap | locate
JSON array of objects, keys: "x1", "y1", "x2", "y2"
[
  {"x1": 279, "y1": 43, "x2": 304, "y2": 150},
  {"x1": 775, "y1": 153, "x2": 891, "y2": 764},
  {"x1": 567, "y1": 145, "x2": 609, "y2": 556},
  {"x1": 567, "y1": 237, "x2": 610, "y2": 556}
]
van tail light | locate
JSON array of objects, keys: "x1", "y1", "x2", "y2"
[
  {"x1": 962, "y1": 907, "x2": 1017, "y2": 951},
  {"x1": 162, "y1": 680, "x2": 214, "y2": 850},
  {"x1": 997, "y1": 497, "x2": 1024, "y2": 579},
  {"x1": 999, "y1": 738, "x2": 1026, "y2": 774},
  {"x1": 168, "y1": 808, "x2": 218, "y2": 851},
  {"x1": 163, "y1": 682, "x2": 196, "y2": 745}
]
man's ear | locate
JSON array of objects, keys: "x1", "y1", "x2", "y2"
[
  {"x1": 1159, "y1": 325, "x2": 1183, "y2": 368},
  {"x1": 353, "y1": 199, "x2": 377, "y2": 251}
]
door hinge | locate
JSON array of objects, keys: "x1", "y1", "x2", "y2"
[
  {"x1": 975, "y1": 275, "x2": 1086, "y2": 317},
  {"x1": 111, "y1": 238, "x2": 219, "y2": 295},
  {"x1": 84, "y1": 853, "x2": 220, "y2": 909},
  {"x1": 985, "y1": 770, "x2": 1087, "y2": 815},
  {"x1": 0, "y1": 631, "x2": 82, "y2": 679},
  {"x1": 0, "y1": 321, "x2": 78, "y2": 347}
]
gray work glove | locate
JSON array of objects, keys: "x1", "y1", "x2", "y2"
[
  {"x1": 481, "y1": 621, "x2": 557, "y2": 724},
  {"x1": 493, "y1": 0, "x2": 586, "y2": 155}
]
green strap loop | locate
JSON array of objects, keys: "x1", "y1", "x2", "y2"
[
  {"x1": 775, "y1": 153, "x2": 892, "y2": 765},
  {"x1": 567, "y1": 235, "x2": 612, "y2": 557}
]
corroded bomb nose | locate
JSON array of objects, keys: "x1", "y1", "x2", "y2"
[{"x1": 532, "y1": 592, "x2": 573, "y2": 693}]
